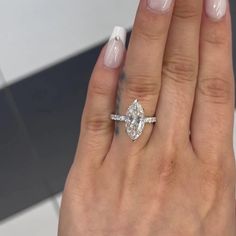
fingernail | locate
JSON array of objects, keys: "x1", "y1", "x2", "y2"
[
  {"x1": 147, "y1": 0, "x2": 172, "y2": 12},
  {"x1": 104, "y1": 26, "x2": 126, "y2": 69},
  {"x1": 205, "y1": 0, "x2": 227, "y2": 21}
]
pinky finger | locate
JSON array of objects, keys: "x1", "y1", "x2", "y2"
[{"x1": 76, "y1": 26, "x2": 127, "y2": 167}]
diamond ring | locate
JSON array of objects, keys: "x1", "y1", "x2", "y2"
[{"x1": 111, "y1": 99, "x2": 157, "y2": 141}]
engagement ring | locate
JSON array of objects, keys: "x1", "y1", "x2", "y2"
[{"x1": 111, "y1": 99, "x2": 157, "y2": 141}]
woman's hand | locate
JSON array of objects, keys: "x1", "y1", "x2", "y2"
[{"x1": 58, "y1": 0, "x2": 235, "y2": 235}]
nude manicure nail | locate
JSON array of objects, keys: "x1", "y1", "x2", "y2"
[
  {"x1": 206, "y1": 0, "x2": 227, "y2": 21},
  {"x1": 104, "y1": 26, "x2": 126, "y2": 69},
  {"x1": 147, "y1": 0, "x2": 172, "y2": 12}
]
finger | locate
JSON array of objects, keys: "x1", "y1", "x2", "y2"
[
  {"x1": 113, "y1": 0, "x2": 174, "y2": 147},
  {"x1": 191, "y1": 1, "x2": 235, "y2": 158},
  {"x1": 76, "y1": 27, "x2": 126, "y2": 166},
  {"x1": 151, "y1": 0, "x2": 203, "y2": 145}
]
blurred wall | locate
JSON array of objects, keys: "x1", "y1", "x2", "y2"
[{"x1": 0, "y1": 0, "x2": 138, "y2": 86}]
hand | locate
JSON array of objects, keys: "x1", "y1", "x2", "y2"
[{"x1": 58, "y1": 0, "x2": 235, "y2": 235}]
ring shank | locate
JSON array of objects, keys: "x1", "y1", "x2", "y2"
[
  {"x1": 110, "y1": 114, "x2": 126, "y2": 122},
  {"x1": 111, "y1": 114, "x2": 157, "y2": 123},
  {"x1": 143, "y1": 117, "x2": 157, "y2": 123}
]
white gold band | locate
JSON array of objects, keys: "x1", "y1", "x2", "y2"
[{"x1": 110, "y1": 114, "x2": 157, "y2": 124}]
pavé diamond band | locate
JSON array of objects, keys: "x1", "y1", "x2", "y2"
[
  {"x1": 111, "y1": 114, "x2": 156, "y2": 124},
  {"x1": 111, "y1": 99, "x2": 157, "y2": 141}
]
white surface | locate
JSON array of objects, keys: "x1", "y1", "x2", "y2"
[
  {"x1": 55, "y1": 193, "x2": 63, "y2": 207},
  {"x1": 0, "y1": 199, "x2": 58, "y2": 236},
  {"x1": 0, "y1": 0, "x2": 138, "y2": 86}
]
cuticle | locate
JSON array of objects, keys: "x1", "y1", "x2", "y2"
[{"x1": 145, "y1": 0, "x2": 173, "y2": 15}]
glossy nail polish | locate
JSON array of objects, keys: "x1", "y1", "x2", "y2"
[
  {"x1": 147, "y1": 0, "x2": 172, "y2": 12},
  {"x1": 104, "y1": 26, "x2": 126, "y2": 69},
  {"x1": 206, "y1": 0, "x2": 227, "y2": 21}
]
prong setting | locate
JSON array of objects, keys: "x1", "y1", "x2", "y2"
[{"x1": 111, "y1": 100, "x2": 157, "y2": 141}]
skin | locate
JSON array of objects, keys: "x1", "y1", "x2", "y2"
[{"x1": 58, "y1": 0, "x2": 236, "y2": 235}]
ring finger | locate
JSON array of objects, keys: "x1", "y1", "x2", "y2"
[{"x1": 112, "y1": 0, "x2": 175, "y2": 150}]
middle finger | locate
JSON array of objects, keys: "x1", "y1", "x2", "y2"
[{"x1": 151, "y1": 0, "x2": 203, "y2": 147}]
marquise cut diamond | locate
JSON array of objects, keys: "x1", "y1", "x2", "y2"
[
  {"x1": 125, "y1": 99, "x2": 145, "y2": 141},
  {"x1": 111, "y1": 99, "x2": 157, "y2": 141}
]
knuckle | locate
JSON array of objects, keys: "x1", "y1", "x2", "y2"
[
  {"x1": 134, "y1": 24, "x2": 165, "y2": 42},
  {"x1": 202, "y1": 164, "x2": 229, "y2": 192},
  {"x1": 89, "y1": 77, "x2": 111, "y2": 97},
  {"x1": 204, "y1": 28, "x2": 227, "y2": 46},
  {"x1": 125, "y1": 74, "x2": 160, "y2": 100},
  {"x1": 174, "y1": 2, "x2": 200, "y2": 20},
  {"x1": 133, "y1": 14, "x2": 165, "y2": 42},
  {"x1": 201, "y1": 153, "x2": 235, "y2": 191},
  {"x1": 159, "y1": 159, "x2": 177, "y2": 179},
  {"x1": 83, "y1": 114, "x2": 111, "y2": 133},
  {"x1": 157, "y1": 145, "x2": 179, "y2": 181},
  {"x1": 202, "y1": 167, "x2": 224, "y2": 191},
  {"x1": 198, "y1": 77, "x2": 232, "y2": 104},
  {"x1": 157, "y1": 157, "x2": 178, "y2": 185},
  {"x1": 163, "y1": 55, "x2": 197, "y2": 83}
]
